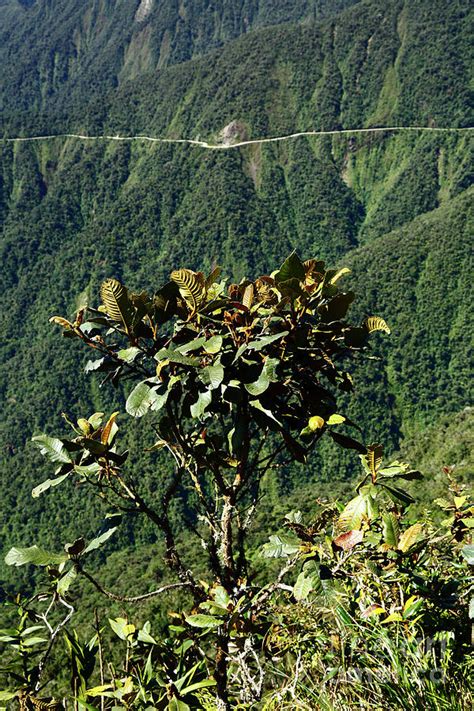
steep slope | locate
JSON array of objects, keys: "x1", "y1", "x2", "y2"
[
  {"x1": 0, "y1": 0, "x2": 359, "y2": 131},
  {"x1": 0, "y1": 0, "x2": 472, "y2": 585}
]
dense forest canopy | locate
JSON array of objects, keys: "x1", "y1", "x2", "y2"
[{"x1": 0, "y1": 0, "x2": 473, "y2": 706}]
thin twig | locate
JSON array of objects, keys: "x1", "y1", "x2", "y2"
[{"x1": 79, "y1": 567, "x2": 194, "y2": 602}]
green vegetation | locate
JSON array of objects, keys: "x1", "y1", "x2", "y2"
[
  {"x1": 0, "y1": 0, "x2": 472, "y2": 705},
  {"x1": 1, "y1": 255, "x2": 472, "y2": 709}
]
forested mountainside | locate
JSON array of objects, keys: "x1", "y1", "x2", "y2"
[
  {"x1": 0, "y1": 0, "x2": 358, "y2": 131},
  {"x1": 0, "y1": 0, "x2": 472, "y2": 588},
  {"x1": 1, "y1": 0, "x2": 471, "y2": 134}
]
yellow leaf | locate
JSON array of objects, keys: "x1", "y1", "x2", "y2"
[
  {"x1": 77, "y1": 418, "x2": 91, "y2": 435},
  {"x1": 361, "y1": 604, "x2": 386, "y2": 618},
  {"x1": 398, "y1": 523, "x2": 423, "y2": 552},
  {"x1": 403, "y1": 595, "x2": 420, "y2": 614},
  {"x1": 49, "y1": 316, "x2": 73, "y2": 329},
  {"x1": 454, "y1": 496, "x2": 467, "y2": 509},
  {"x1": 329, "y1": 267, "x2": 351, "y2": 284},
  {"x1": 364, "y1": 443, "x2": 383, "y2": 477},
  {"x1": 101, "y1": 411, "x2": 119, "y2": 445},
  {"x1": 327, "y1": 414, "x2": 346, "y2": 425},
  {"x1": 364, "y1": 316, "x2": 391, "y2": 334},
  {"x1": 381, "y1": 612, "x2": 404, "y2": 624},
  {"x1": 100, "y1": 279, "x2": 135, "y2": 331},
  {"x1": 308, "y1": 416, "x2": 325, "y2": 430}
]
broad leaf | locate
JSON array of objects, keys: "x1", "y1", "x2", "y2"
[
  {"x1": 382, "y1": 513, "x2": 400, "y2": 548},
  {"x1": 203, "y1": 335, "x2": 223, "y2": 354},
  {"x1": 84, "y1": 527, "x2": 118, "y2": 554},
  {"x1": 333, "y1": 529, "x2": 364, "y2": 550},
  {"x1": 329, "y1": 431, "x2": 366, "y2": 454},
  {"x1": 190, "y1": 390, "x2": 212, "y2": 419},
  {"x1": 275, "y1": 252, "x2": 305, "y2": 283},
  {"x1": 398, "y1": 524, "x2": 423, "y2": 552},
  {"x1": 117, "y1": 347, "x2": 141, "y2": 363},
  {"x1": 261, "y1": 535, "x2": 300, "y2": 558},
  {"x1": 293, "y1": 572, "x2": 314, "y2": 601},
  {"x1": 126, "y1": 381, "x2": 156, "y2": 417},
  {"x1": 338, "y1": 495, "x2": 368, "y2": 531},
  {"x1": 185, "y1": 614, "x2": 223, "y2": 629},
  {"x1": 201, "y1": 362, "x2": 224, "y2": 390},
  {"x1": 461, "y1": 544, "x2": 474, "y2": 565},
  {"x1": 57, "y1": 567, "x2": 77, "y2": 595},
  {"x1": 109, "y1": 617, "x2": 136, "y2": 640},
  {"x1": 32, "y1": 472, "x2": 69, "y2": 498},
  {"x1": 5, "y1": 546, "x2": 67, "y2": 567},
  {"x1": 381, "y1": 484, "x2": 415, "y2": 505},
  {"x1": 171, "y1": 268, "x2": 203, "y2": 313},
  {"x1": 32, "y1": 435, "x2": 72, "y2": 464},
  {"x1": 364, "y1": 443, "x2": 383, "y2": 478},
  {"x1": 245, "y1": 357, "x2": 279, "y2": 396},
  {"x1": 100, "y1": 278, "x2": 135, "y2": 331}
]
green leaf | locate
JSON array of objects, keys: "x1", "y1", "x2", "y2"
[
  {"x1": 32, "y1": 472, "x2": 70, "y2": 498},
  {"x1": 190, "y1": 390, "x2": 212, "y2": 419},
  {"x1": 293, "y1": 572, "x2": 314, "y2": 601},
  {"x1": 0, "y1": 692, "x2": 17, "y2": 701},
  {"x1": 155, "y1": 348, "x2": 200, "y2": 366},
  {"x1": 201, "y1": 362, "x2": 224, "y2": 390},
  {"x1": 381, "y1": 484, "x2": 415, "y2": 505},
  {"x1": 203, "y1": 335, "x2": 223, "y2": 353},
  {"x1": 261, "y1": 535, "x2": 300, "y2": 558},
  {"x1": 84, "y1": 527, "x2": 118, "y2": 554},
  {"x1": 249, "y1": 400, "x2": 282, "y2": 429},
  {"x1": 5, "y1": 546, "x2": 67, "y2": 567},
  {"x1": 308, "y1": 415, "x2": 325, "y2": 430},
  {"x1": 338, "y1": 496, "x2": 368, "y2": 531},
  {"x1": 461, "y1": 544, "x2": 474, "y2": 565},
  {"x1": 117, "y1": 347, "x2": 141, "y2": 363},
  {"x1": 180, "y1": 678, "x2": 217, "y2": 695},
  {"x1": 329, "y1": 431, "x2": 366, "y2": 454},
  {"x1": 245, "y1": 357, "x2": 279, "y2": 396},
  {"x1": 275, "y1": 252, "x2": 305, "y2": 283},
  {"x1": 109, "y1": 618, "x2": 136, "y2": 640},
  {"x1": 327, "y1": 414, "x2": 346, "y2": 425},
  {"x1": 176, "y1": 336, "x2": 207, "y2": 354},
  {"x1": 84, "y1": 358, "x2": 107, "y2": 373},
  {"x1": 169, "y1": 699, "x2": 191, "y2": 711},
  {"x1": 319, "y1": 292, "x2": 355, "y2": 321},
  {"x1": 382, "y1": 513, "x2": 400, "y2": 548},
  {"x1": 88, "y1": 412, "x2": 104, "y2": 429},
  {"x1": 246, "y1": 331, "x2": 289, "y2": 352},
  {"x1": 32, "y1": 435, "x2": 72, "y2": 464},
  {"x1": 57, "y1": 567, "x2": 77, "y2": 595},
  {"x1": 126, "y1": 381, "x2": 158, "y2": 417},
  {"x1": 185, "y1": 614, "x2": 223, "y2": 629}
]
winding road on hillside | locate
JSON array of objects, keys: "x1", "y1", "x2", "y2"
[{"x1": 3, "y1": 125, "x2": 472, "y2": 150}]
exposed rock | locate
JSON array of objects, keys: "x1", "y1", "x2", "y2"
[
  {"x1": 219, "y1": 120, "x2": 248, "y2": 145},
  {"x1": 135, "y1": 0, "x2": 153, "y2": 24}
]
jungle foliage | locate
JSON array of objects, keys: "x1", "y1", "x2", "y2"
[{"x1": 1, "y1": 255, "x2": 472, "y2": 709}]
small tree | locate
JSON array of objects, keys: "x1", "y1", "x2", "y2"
[{"x1": 3, "y1": 253, "x2": 393, "y2": 709}]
